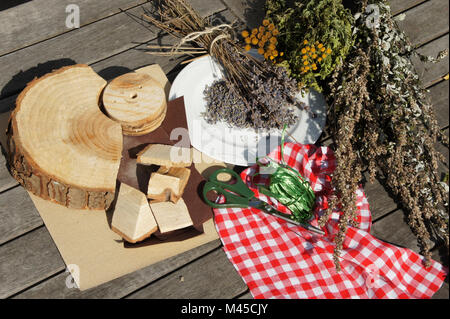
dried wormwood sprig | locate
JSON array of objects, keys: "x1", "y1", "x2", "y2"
[{"x1": 324, "y1": 0, "x2": 449, "y2": 269}]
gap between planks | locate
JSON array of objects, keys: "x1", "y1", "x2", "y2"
[
  {"x1": 12, "y1": 239, "x2": 222, "y2": 299},
  {"x1": 124, "y1": 246, "x2": 248, "y2": 299},
  {"x1": 0, "y1": 0, "x2": 228, "y2": 100},
  {"x1": 389, "y1": 0, "x2": 428, "y2": 16},
  {"x1": 0, "y1": 0, "x2": 227, "y2": 58},
  {"x1": 0, "y1": 0, "x2": 148, "y2": 58}
]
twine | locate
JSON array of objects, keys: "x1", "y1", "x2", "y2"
[
  {"x1": 171, "y1": 23, "x2": 233, "y2": 54},
  {"x1": 253, "y1": 125, "x2": 316, "y2": 223}
]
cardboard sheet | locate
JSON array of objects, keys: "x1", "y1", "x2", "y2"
[
  {"x1": 30, "y1": 195, "x2": 218, "y2": 290},
  {"x1": 0, "y1": 64, "x2": 226, "y2": 290}
]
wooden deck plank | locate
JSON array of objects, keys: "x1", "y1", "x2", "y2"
[
  {"x1": 0, "y1": 9, "x2": 155, "y2": 100},
  {"x1": 363, "y1": 173, "x2": 399, "y2": 221},
  {"x1": 0, "y1": 0, "x2": 447, "y2": 300},
  {"x1": 436, "y1": 128, "x2": 449, "y2": 170},
  {"x1": 237, "y1": 290, "x2": 253, "y2": 299},
  {"x1": 0, "y1": 227, "x2": 65, "y2": 298},
  {"x1": 0, "y1": 0, "x2": 226, "y2": 100},
  {"x1": 0, "y1": 95, "x2": 20, "y2": 193},
  {"x1": 396, "y1": 0, "x2": 449, "y2": 47},
  {"x1": 91, "y1": 10, "x2": 237, "y2": 81},
  {"x1": 13, "y1": 239, "x2": 221, "y2": 299},
  {"x1": 412, "y1": 34, "x2": 449, "y2": 88},
  {"x1": 0, "y1": 0, "x2": 226, "y2": 58},
  {"x1": 371, "y1": 210, "x2": 434, "y2": 254},
  {"x1": 389, "y1": 0, "x2": 427, "y2": 15},
  {"x1": 0, "y1": 186, "x2": 43, "y2": 245},
  {"x1": 220, "y1": 0, "x2": 265, "y2": 28},
  {"x1": 429, "y1": 80, "x2": 449, "y2": 129},
  {"x1": 0, "y1": 8, "x2": 235, "y2": 297},
  {"x1": 0, "y1": 0, "x2": 147, "y2": 57},
  {"x1": 126, "y1": 248, "x2": 248, "y2": 299},
  {"x1": 0, "y1": 154, "x2": 17, "y2": 193}
]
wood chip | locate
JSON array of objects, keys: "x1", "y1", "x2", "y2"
[
  {"x1": 150, "y1": 198, "x2": 193, "y2": 233},
  {"x1": 137, "y1": 144, "x2": 192, "y2": 167},
  {"x1": 111, "y1": 183, "x2": 158, "y2": 243},
  {"x1": 156, "y1": 166, "x2": 191, "y2": 203},
  {"x1": 147, "y1": 172, "x2": 180, "y2": 202}
]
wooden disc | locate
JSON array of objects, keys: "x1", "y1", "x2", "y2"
[
  {"x1": 6, "y1": 64, "x2": 123, "y2": 210},
  {"x1": 102, "y1": 72, "x2": 167, "y2": 135},
  {"x1": 121, "y1": 106, "x2": 167, "y2": 136}
]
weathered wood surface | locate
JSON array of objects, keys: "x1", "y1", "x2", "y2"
[
  {"x1": 0, "y1": 5, "x2": 157, "y2": 100},
  {"x1": 90, "y1": 10, "x2": 238, "y2": 81},
  {"x1": 389, "y1": 0, "x2": 427, "y2": 15},
  {"x1": 237, "y1": 290, "x2": 254, "y2": 299},
  {"x1": 0, "y1": 0, "x2": 226, "y2": 100},
  {"x1": 0, "y1": 154, "x2": 17, "y2": 193},
  {"x1": 429, "y1": 80, "x2": 450, "y2": 129},
  {"x1": 362, "y1": 173, "x2": 399, "y2": 221},
  {"x1": 396, "y1": 0, "x2": 449, "y2": 47},
  {"x1": 0, "y1": 5, "x2": 234, "y2": 299},
  {"x1": 372, "y1": 210, "x2": 423, "y2": 253},
  {"x1": 126, "y1": 248, "x2": 248, "y2": 299},
  {"x1": 221, "y1": 0, "x2": 265, "y2": 28},
  {"x1": 0, "y1": 0, "x2": 147, "y2": 57},
  {"x1": 0, "y1": 227, "x2": 66, "y2": 298},
  {"x1": 0, "y1": 186, "x2": 43, "y2": 245},
  {"x1": 412, "y1": 34, "x2": 449, "y2": 88},
  {"x1": 0, "y1": 0, "x2": 448, "y2": 299},
  {"x1": 13, "y1": 239, "x2": 221, "y2": 299}
]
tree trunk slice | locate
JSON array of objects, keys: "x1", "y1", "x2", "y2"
[
  {"x1": 102, "y1": 72, "x2": 167, "y2": 136},
  {"x1": 6, "y1": 64, "x2": 123, "y2": 210}
]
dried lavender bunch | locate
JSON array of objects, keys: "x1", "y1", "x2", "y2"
[
  {"x1": 203, "y1": 51, "x2": 299, "y2": 130},
  {"x1": 142, "y1": 0, "x2": 302, "y2": 131},
  {"x1": 321, "y1": 0, "x2": 449, "y2": 269}
]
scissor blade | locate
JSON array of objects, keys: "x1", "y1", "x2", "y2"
[{"x1": 250, "y1": 200, "x2": 325, "y2": 235}]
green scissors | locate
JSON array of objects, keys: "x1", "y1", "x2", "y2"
[{"x1": 202, "y1": 168, "x2": 325, "y2": 235}]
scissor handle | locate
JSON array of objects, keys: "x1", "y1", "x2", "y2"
[
  {"x1": 203, "y1": 181, "x2": 250, "y2": 208},
  {"x1": 208, "y1": 168, "x2": 255, "y2": 199}
]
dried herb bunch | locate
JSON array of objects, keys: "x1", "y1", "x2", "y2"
[
  {"x1": 142, "y1": 0, "x2": 303, "y2": 131},
  {"x1": 203, "y1": 48, "x2": 299, "y2": 129},
  {"x1": 319, "y1": 0, "x2": 449, "y2": 269},
  {"x1": 265, "y1": 0, "x2": 354, "y2": 91}
]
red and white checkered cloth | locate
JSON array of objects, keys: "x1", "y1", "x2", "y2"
[{"x1": 214, "y1": 142, "x2": 447, "y2": 299}]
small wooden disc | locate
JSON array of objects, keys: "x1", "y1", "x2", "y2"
[{"x1": 102, "y1": 72, "x2": 167, "y2": 135}]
